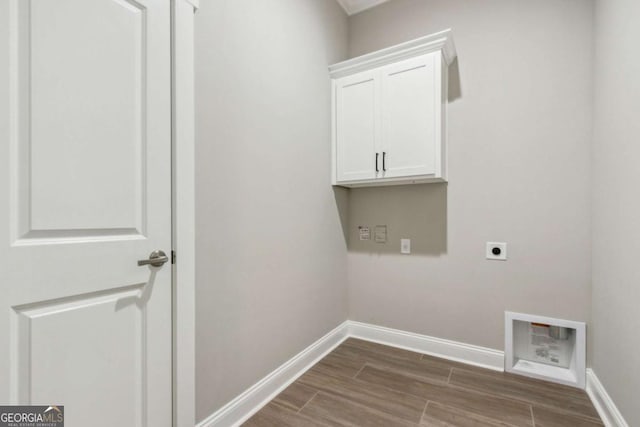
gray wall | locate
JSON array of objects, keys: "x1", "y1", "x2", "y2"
[
  {"x1": 347, "y1": 0, "x2": 594, "y2": 350},
  {"x1": 592, "y1": 0, "x2": 640, "y2": 424},
  {"x1": 194, "y1": 1, "x2": 349, "y2": 421}
]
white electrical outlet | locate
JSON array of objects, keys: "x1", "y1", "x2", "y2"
[
  {"x1": 401, "y1": 239, "x2": 411, "y2": 254},
  {"x1": 486, "y1": 242, "x2": 507, "y2": 260}
]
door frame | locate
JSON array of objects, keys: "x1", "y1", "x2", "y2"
[{"x1": 172, "y1": 0, "x2": 198, "y2": 426}]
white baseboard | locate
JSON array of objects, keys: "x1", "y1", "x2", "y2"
[
  {"x1": 197, "y1": 320, "x2": 505, "y2": 426},
  {"x1": 348, "y1": 321, "x2": 505, "y2": 372},
  {"x1": 196, "y1": 321, "x2": 349, "y2": 427},
  {"x1": 199, "y1": 322, "x2": 631, "y2": 427},
  {"x1": 586, "y1": 369, "x2": 629, "y2": 427}
]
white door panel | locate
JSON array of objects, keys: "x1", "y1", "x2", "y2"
[
  {"x1": 28, "y1": 0, "x2": 145, "y2": 233},
  {"x1": 336, "y1": 71, "x2": 379, "y2": 182},
  {"x1": 1, "y1": 0, "x2": 172, "y2": 426},
  {"x1": 381, "y1": 53, "x2": 439, "y2": 178}
]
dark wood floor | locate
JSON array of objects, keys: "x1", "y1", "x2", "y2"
[{"x1": 244, "y1": 338, "x2": 603, "y2": 427}]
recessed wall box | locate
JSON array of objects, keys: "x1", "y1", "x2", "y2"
[
  {"x1": 374, "y1": 225, "x2": 387, "y2": 243},
  {"x1": 505, "y1": 312, "x2": 586, "y2": 388}
]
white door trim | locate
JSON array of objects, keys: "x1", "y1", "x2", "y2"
[{"x1": 172, "y1": 1, "x2": 197, "y2": 426}]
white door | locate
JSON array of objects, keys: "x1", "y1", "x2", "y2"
[
  {"x1": 381, "y1": 53, "x2": 439, "y2": 179},
  {"x1": 0, "y1": 1, "x2": 172, "y2": 426},
  {"x1": 335, "y1": 70, "x2": 380, "y2": 183}
]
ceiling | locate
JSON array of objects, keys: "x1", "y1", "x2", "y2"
[{"x1": 336, "y1": 0, "x2": 392, "y2": 16}]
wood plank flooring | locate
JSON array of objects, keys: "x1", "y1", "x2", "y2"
[{"x1": 243, "y1": 338, "x2": 602, "y2": 427}]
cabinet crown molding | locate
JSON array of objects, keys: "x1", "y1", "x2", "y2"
[
  {"x1": 182, "y1": 0, "x2": 199, "y2": 10},
  {"x1": 335, "y1": 0, "x2": 392, "y2": 16},
  {"x1": 329, "y1": 29, "x2": 456, "y2": 79}
]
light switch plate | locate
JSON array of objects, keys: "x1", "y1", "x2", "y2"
[{"x1": 486, "y1": 242, "x2": 507, "y2": 260}]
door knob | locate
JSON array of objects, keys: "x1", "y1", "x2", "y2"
[{"x1": 137, "y1": 250, "x2": 169, "y2": 267}]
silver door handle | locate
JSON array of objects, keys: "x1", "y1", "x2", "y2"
[{"x1": 137, "y1": 250, "x2": 169, "y2": 267}]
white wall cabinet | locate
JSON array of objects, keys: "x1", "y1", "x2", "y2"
[{"x1": 330, "y1": 30, "x2": 456, "y2": 187}]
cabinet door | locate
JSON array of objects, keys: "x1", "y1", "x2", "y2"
[
  {"x1": 335, "y1": 71, "x2": 379, "y2": 183},
  {"x1": 381, "y1": 53, "x2": 440, "y2": 179}
]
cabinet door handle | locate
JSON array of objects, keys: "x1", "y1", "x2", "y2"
[
  {"x1": 375, "y1": 152, "x2": 379, "y2": 172},
  {"x1": 383, "y1": 152, "x2": 387, "y2": 172}
]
